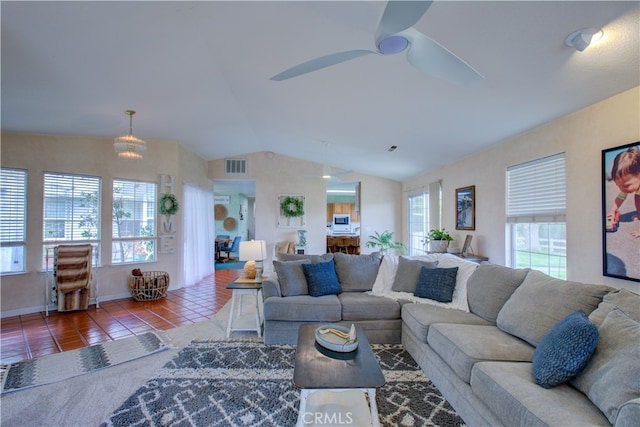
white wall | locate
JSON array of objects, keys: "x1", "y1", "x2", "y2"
[{"x1": 403, "y1": 87, "x2": 640, "y2": 293}]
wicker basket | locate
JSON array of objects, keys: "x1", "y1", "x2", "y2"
[{"x1": 128, "y1": 271, "x2": 170, "y2": 301}]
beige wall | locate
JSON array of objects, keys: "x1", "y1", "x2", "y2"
[
  {"x1": 0, "y1": 133, "x2": 212, "y2": 316},
  {"x1": 208, "y1": 152, "x2": 404, "y2": 270},
  {"x1": 403, "y1": 86, "x2": 640, "y2": 293}
]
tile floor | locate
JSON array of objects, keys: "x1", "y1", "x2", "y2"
[{"x1": 0, "y1": 269, "x2": 242, "y2": 365}]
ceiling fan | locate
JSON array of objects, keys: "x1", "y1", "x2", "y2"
[{"x1": 270, "y1": 0, "x2": 484, "y2": 86}]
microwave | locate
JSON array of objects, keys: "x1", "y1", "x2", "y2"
[{"x1": 333, "y1": 214, "x2": 350, "y2": 232}]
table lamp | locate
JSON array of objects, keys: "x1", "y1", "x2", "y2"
[{"x1": 239, "y1": 240, "x2": 267, "y2": 280}]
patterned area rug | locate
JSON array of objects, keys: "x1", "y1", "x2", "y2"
[
  {"x1": 102, "y1": 341, "x2": 465, "y2": 426},
  {"x1": 1, "y1": 332, "x2": 168, "y2": 394}
]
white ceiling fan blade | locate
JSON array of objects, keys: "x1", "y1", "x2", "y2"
[
  {"x1": 403, "y1": 28, "x2": 484, "y2": 86},
  {"x1": 270, "y1": 49, "x2": 375, "y2": 81},
  {"x1": 375, "y1": 1, "x2": 433, "y2": 47}
]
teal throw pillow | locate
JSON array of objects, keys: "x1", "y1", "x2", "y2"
[
  {"x1": 414, "y1": 266, "x2": 458, "y2": 303},
  {"x1": 532, "y1": 310, "x2": 599, "y2": 389},
  {"x1": 302, "y1": 260, "x2": 342, "y2": 297}
]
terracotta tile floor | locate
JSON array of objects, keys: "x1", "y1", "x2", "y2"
[{"x1": 0, "y1": 269, "x2": 242, "y2": 365}]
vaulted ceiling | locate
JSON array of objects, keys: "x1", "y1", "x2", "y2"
[{"x1": 2, "y1": 1, "x2": 638, "y2": 181}]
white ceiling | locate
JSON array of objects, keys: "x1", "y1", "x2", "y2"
[{"x1": 2, "y1": 1, "x2": 639, "y2": 182}]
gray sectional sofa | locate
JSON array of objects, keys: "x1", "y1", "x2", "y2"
[
  {"x1": 263, "y1": 252, "x2": 404, "y2": 345},
  {"x1": 262, "y1": 252, "x2": 640, "y2": 427}
]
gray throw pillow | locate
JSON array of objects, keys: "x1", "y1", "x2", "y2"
[
  {"x1": 273, "y1": 259, "x2": 311, "y2": 296},
  {"x1": 333, "y1": 252, "x2": 381, "y2": 292},
  {"x1": 588, "y1": 288, "x2": 640, "y2": 327},
  {"x1": 392, "y1": 256, "x2": 439, "y2": 293},
  {"x1": 496, "y1": 270, "x2": 612, "y2": 346},
  {"x1": 467, "y1": 264, "x2": 529, "y2": 323},
  {"x1": 570, "y1": 309, "x2": 640, "y2": 425}
]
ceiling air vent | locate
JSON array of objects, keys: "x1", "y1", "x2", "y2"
[{"x1": 225, "y1": 159, "x2": 247, "y2": 175}]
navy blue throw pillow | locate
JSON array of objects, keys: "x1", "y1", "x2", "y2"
[
  {"x1": 414, "y1": 267, "x2": 458, "y2": 303},
  {"x1": 532, "y1": 310, "x2": 599, "y2": 389},
  {"x1": 302, "y1": 260, "x2": 342, "y2": 297}
]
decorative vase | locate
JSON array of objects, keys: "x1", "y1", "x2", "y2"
[
  {"x1": 429, "y1": 240, "x2": 449, "y2": 253},
  {"x1": 243, "y1": 260, "x2": 257, "y2": 279},
  {"x1": 298, "y1": 230, "x2": 307, "y2": 247}
]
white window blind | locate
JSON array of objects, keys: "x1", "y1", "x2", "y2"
[
  {"x1": 1, "y1": 168, "x2": 27, "y2": 274},
  {"x1": 507, "y1": 153, "x2": 566, "y2": 223},
  {"x1": 43, "y1": 172, "x2": 101, "y2": 242},
  {"x1": 43, "y1": 172, "x2": 101, "y2": 269},
  {"x1": 112, "y1": 179, "x2": 157, "y2": 264}
]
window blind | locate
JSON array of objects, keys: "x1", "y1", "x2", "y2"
[
  {"x1": 506, "y1": 153, "x2": 566, "y2": 223},
  {"x1": 43, "y1": 172, "x2": 101, "y2": 242},
  {"x1": 0, "y1": 168, "x2": 27, "y2": 244}
]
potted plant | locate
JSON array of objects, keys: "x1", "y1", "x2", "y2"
[
  {"x1": 426, "y1": 228, "x2": 453, "y2": 253},
  {"x1": 366, "y1": 230, "x2": 406, "y2": 255}
]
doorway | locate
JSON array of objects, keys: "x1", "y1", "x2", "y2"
[{"x1": 213, "y1": 180, "x2": 256, "y2": 268}]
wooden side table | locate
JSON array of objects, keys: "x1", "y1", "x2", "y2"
[{"x1": 225, "y1": 276, "x2": 265, "y2": 338}]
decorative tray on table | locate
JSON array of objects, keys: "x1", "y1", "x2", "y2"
[{"x1": 315, "y1": 324, "x2": 358, "y2": 353}]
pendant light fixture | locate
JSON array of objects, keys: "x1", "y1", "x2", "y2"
[
  {"x1": 322, "y1": 141, "x2": 331, "y2": 179},
  {"x1": 114, "y1": 110, "x2": 147, "y2": 159}
]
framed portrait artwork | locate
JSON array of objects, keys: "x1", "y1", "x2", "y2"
[
  {"x1": 601, "y1": 141, "x2": 640, "y2": 282},
  {"x1": 456, "y1": 186, "x2": 476, "y2": 230}
]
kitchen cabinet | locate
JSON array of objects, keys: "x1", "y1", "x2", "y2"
[{"x1": 326, "y1": 203, "x2": 360, "y2": 222}]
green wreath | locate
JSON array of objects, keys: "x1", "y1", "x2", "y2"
[
  {"x1": 159, "y1": 193, "x2": 179, "y2": 216},
  {"x1": 280, "y1": 196, "x2": 304, "y2": 218}
]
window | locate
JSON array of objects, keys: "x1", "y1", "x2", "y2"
[
  {"x1": 408, "y1": 192, "x2": 428, "y2": 255},
  {"x1": 43, "y1": 172, "x2": 101, "y2": 269},
  {"x1": 507, "y1": 153, "x2": 566, "y2": 278},
  {"x1": 1, "y1": 168, "x2": 27, "y2": 274},
  {"x1": 407, "y1": 181, "x2": 442, "y2": 255},
  {"x1": 112, "y1": 179, "x2": 156, "y2": 264}
]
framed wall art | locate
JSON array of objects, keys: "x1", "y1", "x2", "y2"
[
  {"x1": 601, "y1": 141, "x2": 640, "y2": 282},
  {"x1": 456, "y1": 186, "x2": 475, "y2": 230},
  {"x1": 277, "y1": 194, "x2": 306, "y2": 228}
]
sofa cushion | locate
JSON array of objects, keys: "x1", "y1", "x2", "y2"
[
  {"x1": 570, "y1": 308, "x2": 640, "y2": 425},
  {"x1": 333, "y1": 252, "x2": 381, "y2": 292},
  {"x1": 303, "y1": 260, "x2": 342, "y2": 297},
  {"x1": 277, "y1": 252, "x2": 334, "y2": 263},
  {"x1": 391, "y1": 256, "x2": 438, "y2": 293},
  {"x1": 617, "y1": 398, "x2": 640, "y2": 427},
  {"x1": 414, "y1": 266, "x2": 458, "y2": 303},
  {"x1": 401, "y1": 303, "x2": 491, "y2": 343},
  {"x1": 532, "y1": 310, "x2": 599, "y2": 389},
  {"x1": 588, "y1": 287, "x2": 640, "y2": 327},
  {"x1": 467, "y1": 264, "x2": 529, "y2": 323},
  {"x1": 338, "y1": 293, "x2": 401, "y2": 321},
  {"x1": 496, "y1": 270, "x2": 612, "y2": 346},
  {"x1": 428, "y1": 324, "x2": 534, "y2": 384},
  {"x1": 263, "y1": 294, "x2": 342, "y2": 322},
  {"x1": 471, "y1": 361, "x2": 611, "y2": 427},
  {"x1": 273, "y1": 259, "x2": 311, "y2": 296}
]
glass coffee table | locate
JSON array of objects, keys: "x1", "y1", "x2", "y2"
[{"x1": 293, "y1": 323, "x2": 385, "y2": 427}]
